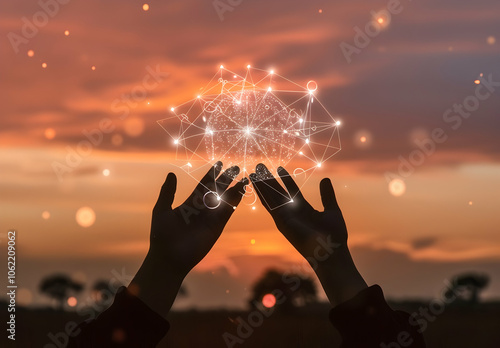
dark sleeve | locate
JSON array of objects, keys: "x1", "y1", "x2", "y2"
[
  {"x1": 329, "y1": 285, "x2": 426, "y2": 348},
  {"x1": 68, "y1": 286, "x2": 169, "y2": 347}
]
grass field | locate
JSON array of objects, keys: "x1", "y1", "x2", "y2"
[{"x1": 2, "y1": 301, "x2": 500, "y2": 347}]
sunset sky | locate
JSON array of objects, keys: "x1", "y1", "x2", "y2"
[{"x1": 1, "y1": 0, "x2": 500, "y2": 309}]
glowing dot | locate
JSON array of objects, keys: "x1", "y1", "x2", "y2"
[
  {"x1": 197, "y1": 95, "x2": 201, "y2": 98},
  {"x1": 247, "y1": 65, "x2": 251, "y2": 68},
  {"x1": 245, "y1": 128, "x2": 251, "y2": 135},
  {"x1": 480, "y1": 73, "x2": 483, "y2": 77},
  {"x1": 487, "y1": 36, "x2": 496, "y2": 45},
  {"x1": 102, "y1": 169, "x2": 110, "y2": 176},
  {"x1": 67, "y1": 297, "x2": 77, "y2": 307},
  {"x1": 270, "y1": 69, "x2": 274, "y2": 74},
  {"x1": 142, "y1": 3, "x2": 149, "y2": 11},
  {"x1": 316, "y1": 162, "x2": 322, "y2": 167},
  {"x1": 76, "y1": 207, "x2": 96, "y2": 228},
  {"x1": 290, "y1": 199, "x2": 294, "y2": 203},
  {"x1": 299, "y1": 118, "x2": 303, "y2": 123},
  {"x1": 299, "y1": 151, "x2": 303, "y2": 155},
  {"x1": 318, "y1": 9, "x2": 323, "y2": 13},
  {"x1": 124, "y1": 117, "x2": 145, "y2": 137},
  {"x1": 283, "y1": 130, "x2": 288, "y2": 133},
  {"x1": 111, "y1": 134, "x2": 123, "y2": 146},
  {"x1": 170, "y1": 107, "x2": 175, "y2": 112},
  {"x1": 44, "y1": 128, "x2": 56, "y2": 140},
  {"x1": 267, "y1": 87, "x2": 272, "y2": 91},
  {"x1": 173, "y1": 139, "x2": 179, "y2": 145},
  {"x1": 252, "y1": 206, "x2": 256, "y2": 210},
  {"x1": 307, "y1": 80, "x2": 318, "y2": 91},
  {"x1": 262, "y1": 294, "x2": 276, "y2": 308},
  {"x1": 468, "y1": 201, "x2": 473, "y2": 205},
  {"x1": 360, "y1": 136, "x2": 367, "y2": 143},
  {"x1": 42, "y1": 211, "x2": 50, "y2": 220},
  {"x1": 389, "y1": 179, "x2": 406, "y2": 197},
  {"x1": 27, "y1": 50, "x2": 34, "y2": 57},
  {"x1": 220, "y1": 65, "x2": 224, "y2": 69},
  {"x1": 250, "y1": 239, "x2": 256, "y2": 245},
  {"x1": 42, "y1": 62, "x2": 47, "y2": 68},
  {"x1": 474, "y1": 79, "x2": 480, "y2": 85},
  {"x1": 305, "y1": 138, "x2": 310, "y2": 144},
  {"x1": 233, "y1": 206, "x2": 237, "y2": 210},
  {"x1": 377, "y1": 18, "x2": 384, "y2": 24},
  {"x1": 335, "y1": 121, "x2": 341, "y2": 126},
  {"x1": 91, "y1": 66, "x2": 96, "y2": 71},
  {"x1": 64, "y1": 30, "x2": 70, "y2": 36}
]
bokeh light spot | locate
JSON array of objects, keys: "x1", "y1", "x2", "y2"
[
  {"x1": 124, "y1": 117, "x2": 145, "y2": 137},
  {"x1": 142, "y1": 3, "x2": 149, "y2": 11},
  {"x1": 250, "y1": 239, "x2": 256, "y2": 245},
  {"x1": 27, "y1": 50, "x2": 34, "y2": 57},
  {"x1": 42, "y1": 62, "x2": 47, "y2": 68},
  {"x1": 44, "y1": 128, "x2": 56, "y2": 140},
  {"x1": 76, "y1": 207, "x2": 96, "y2": 227},
  {"x1": 102, "y1": 169, "x2": 110, "y2": 176},
  {"x1": 262, "y1": 293, "x2": 276, "y2": 308},
  {"x1": 389, "y1": 179, "x2": 406, "y2": 197},
  {"x1": 67, "y1": 296, "x2": 77, "y2": 307},
  {"x1": 42, "y1": 211, "x2": 51, "y2": 220},
  {"x1": 487, "y1": 36, "x2": 496, "y2": 45},
  {"x1": 64, "y1": 30, "x2": 70, "y2": 36}
]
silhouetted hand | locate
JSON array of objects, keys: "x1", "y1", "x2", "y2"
[
  {"x1": 150, "y1": 161, "x2": 247, "y2": 277},
  {"x1": 130, "y1": 162, "x2": 248, "y2": 317},
  {"x1": 250, "y1": 163, "x2": 367, "y2": 307},
  {"x1": 249, "y1": 164, "x2": 347, "y2": 258}
]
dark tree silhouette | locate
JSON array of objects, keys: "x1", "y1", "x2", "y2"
[
  {"x1": 249, "y1": 269, "x2": 317, "y2": 312},
  {"x1": 39, "y1": 274, "x2": 84, "y2": 310},
  {"x1": 444, "y1": 272, "x2": 490, "y2": 304},
  {"x1": 91, "y1": 280, "x2": 117, "y2": 307}
]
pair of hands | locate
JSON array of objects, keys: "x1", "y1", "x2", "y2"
[{"x1": 130, "y1": 162, "x2": 366, "y2": 318}]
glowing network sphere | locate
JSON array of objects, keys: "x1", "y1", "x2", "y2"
[{"x1": 157, "y1": 66, "x2": 341, "y2": 209}]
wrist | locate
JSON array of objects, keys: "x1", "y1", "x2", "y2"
[
  {"x1": 313, "y1": 245, "x2": 367, "y2": 307},
  {"x1": 129, "y1": 251, "x2": 186, "y2": 319}
]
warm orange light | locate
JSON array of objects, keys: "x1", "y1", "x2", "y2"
[
  {"x1": 91, "y1": 66, "x2": 96, "y2": 71},
  {"x1": 76, "y1": 207, "x2": 96, "y2": 227},
  {"x1": 360, "y1": 136, "x2": 367, "y2": 143},
  {"x1": 67, "y1": 297, "x2": 77, "y2": 307},
  {"x1": 142, "y1": 3, "x2": 149, "y2": 11},
  {"x1": 44, "y1": 128, "x2": 56, "y2": 139},
  {"x1": 42, "y1": 211, "x2": 51, "y2": 220},
  {"x1": 250, "y1": 239, "x2": 256, "y2": 245},
  {"x1": 42, "y1": 62, "x2": 47, "y2": 68},
  {"x1": 474, "y1": 79, "x2": 480, "y2": 85},
  {"x1": 27, "y1": 50, "x2": 34, "y2": 57},
  {"x1": 389, "y1": 179, "x2": 406, "y2": 197},
  {"x1": 377, "y1": 18, "x2": 384, "y2": 24},
  {"x1": 262, "y1": 294, "x2": 276, "y2": 308},
  {"x1": 64, "y1": 30, "x2": 70, "y2": 36}
]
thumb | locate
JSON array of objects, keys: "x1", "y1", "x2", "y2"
[{"x1": 154, "y1": 172, "x2": 177, "y2": 212}]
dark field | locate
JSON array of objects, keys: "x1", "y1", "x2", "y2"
[{"x1": 2, "y1": 302, "x2": 500, "y2": 347}]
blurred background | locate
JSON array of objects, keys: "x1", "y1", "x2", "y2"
[{"x1": 1, "y1": 0, "x2": 500, "y2": 346}]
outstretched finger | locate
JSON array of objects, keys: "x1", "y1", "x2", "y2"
[
  {"x1": 250, "y1": 164, "x2": 289, "y2": 211},
  {"x1": 320, "y1": 178, "x2": 340, "y2": 211},
  {"x1": 154, "y1": 172, "x2": 177, "y2": 212},
  {"x1": 219, "y1": 177, "x2": 249, "y2": 215},
  {"x1": 277, "y1": 166, "x2": 305, "y2": 202},
  {"x1": 215, "y1": 166, "x2": 240, "y2": 196}
]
